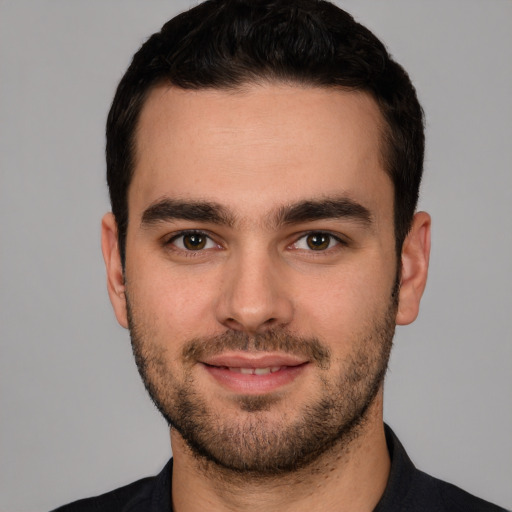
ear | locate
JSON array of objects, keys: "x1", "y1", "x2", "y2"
[
  {"x1": 101, "y1": 212, "x2": 129, "y2": 329},
  {"x1": 396, "y1": 211, "x2": 431, "y2": 325}
]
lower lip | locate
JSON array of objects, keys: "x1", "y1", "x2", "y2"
[{"x1": 202, "y1": 363, "x2": 308, "y2": 394}]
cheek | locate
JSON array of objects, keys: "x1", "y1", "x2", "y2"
[
  {"x1": 126, "y1": 258, "x2": 221, "y2": 339},
  {"x1": 294, "y1": 260, "x2": 396, "y2": 340}
]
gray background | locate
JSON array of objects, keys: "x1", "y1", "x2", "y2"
[{"x1": 1, "y1": 1, "x2": 511, "y2": 510}]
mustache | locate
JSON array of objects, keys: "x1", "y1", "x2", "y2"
[{"x1": 181, "y1": 329, "x2": 331, "y2": 369}]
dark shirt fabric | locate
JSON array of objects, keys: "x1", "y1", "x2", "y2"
[{"x1": 52, "y1": 425, "x2": 508, "y2": 512}]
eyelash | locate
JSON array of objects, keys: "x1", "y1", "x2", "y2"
[
  {"x1": 164, "y1": 230, "x2": 346, "y2": 255},
  {"x1": 165, "y1": 230, "x2": 220, "y2": 254},
  {"x1": 290, "y1": 232, "x2": 346, "y2": 252}
]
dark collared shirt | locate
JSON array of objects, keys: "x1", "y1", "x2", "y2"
[{"x1": 52, "y1": 426, "x2": 508, "y2": 511}]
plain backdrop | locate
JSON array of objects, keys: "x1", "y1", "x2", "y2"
[{"x1": 1, "y1": 1, "x2": 511, "y2": 511}]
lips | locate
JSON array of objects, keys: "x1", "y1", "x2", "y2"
[
  {"x1": 203, "y1": 352, "x2": 307, "y2": 368},
  {"x1": 226, "y1": 366, "x2": 282, "y2": 375},
  {"x1": 200, "y1": 352, "x2": 309, "y2": 394}
]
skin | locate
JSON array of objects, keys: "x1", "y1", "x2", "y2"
[{"x1": 102, "y1": 84, "x2": 430, "y2": 512}]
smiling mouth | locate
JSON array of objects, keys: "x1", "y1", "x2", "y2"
[
  {"x1": 209, "y1": 365, "x2": 283, "y2": 375},
  {"x1": 200, "y1": 357, "x2": 309, "y2": 394}
]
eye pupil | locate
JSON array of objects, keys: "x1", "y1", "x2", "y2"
[
  {"x1": 183, "y1": 234, "x2": 207, "y2": 250},
  {"x1": 306, "y1": 233, "x2": 330, "y2": 250}
]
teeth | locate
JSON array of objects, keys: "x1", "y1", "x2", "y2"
[
  {"x1": 227, "y1": 366, "x2": 282, "y2": 375},
  {"x1": 254, "y1": 367, "x2": 271, "y2": 375}
]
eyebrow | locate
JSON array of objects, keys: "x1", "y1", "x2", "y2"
[
  {"x1": 274, "y1": 198, "x2": 373, "y2": 227},
  {"x1": 141, "y1": 198, "x2": 235, "y2": 227},
  {"x1": 140, "y1": 196, "x2": 373, "y2": 229}
]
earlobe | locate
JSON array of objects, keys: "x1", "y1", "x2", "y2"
[
  {"x1": 396, "y1": 211, "x2": 431, "y2": 326},
  {"x1": 101, "y1": 212, "x2": 129, "y2": 329}
]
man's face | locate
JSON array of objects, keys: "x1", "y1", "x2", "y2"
[{"x1": 107, "y1": 84, "x2": 405, "y2": 473}]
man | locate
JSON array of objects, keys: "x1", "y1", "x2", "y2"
[{"x1": 54, "y1": 1, "x2": 507, "y2": 511}]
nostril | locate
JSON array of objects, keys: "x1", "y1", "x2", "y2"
[
  {"x1": 215, "y1": 278, "x2": 294, "y2": 333},
  {"x1": 224, "y1": 317, "x2": 244, "y2": 331},
  {"x1": 223, "y1": 316, "x2": 279, "y2": 334}
]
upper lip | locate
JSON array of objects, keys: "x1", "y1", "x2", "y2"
[{"x1": 201, "y1": 352, "x2": 308, "y2": 368}]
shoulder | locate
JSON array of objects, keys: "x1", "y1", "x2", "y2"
[
  {"x1": 50, "y1": 477, "x2": 154, "y2": 512},
  {"x1": 407, "y1": 468, "x2": 509, "y2": 512},
  {"x1": 379, "y1": 425, "x2": 509, "y2": 512},
  {"x1": 50, "y1": 460, "x2": 173, "y2": 512}
]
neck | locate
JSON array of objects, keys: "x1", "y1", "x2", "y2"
[{"x1": 171, "y1": 394, "x2": 390, "y2": 512}]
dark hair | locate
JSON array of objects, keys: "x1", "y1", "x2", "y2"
[{"x1": 106, "y1": 0, "x2": 424, "y2": 265}]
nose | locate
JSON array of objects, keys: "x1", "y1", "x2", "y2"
[{"x1": 214, "y1": 248, "x2": 294, "y2": 334}]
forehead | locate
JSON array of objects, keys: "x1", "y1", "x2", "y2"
[{"x1": 130, "y1": 83, "x2": 391, "y2": 220}]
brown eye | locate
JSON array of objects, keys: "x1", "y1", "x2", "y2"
[
  {"x1": 306, "y1": 233, "x2": 331, "y2": 250},
  {"x1": 182, "y1": 233, "x2": 207, "y2": 250},
  {"x1": 167, "y1": 231, "x2": 219, "y2": 253}
]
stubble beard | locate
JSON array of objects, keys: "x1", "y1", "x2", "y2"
[{"x1": 126, "y1": 292, "x2": 397, "y2": 477}]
